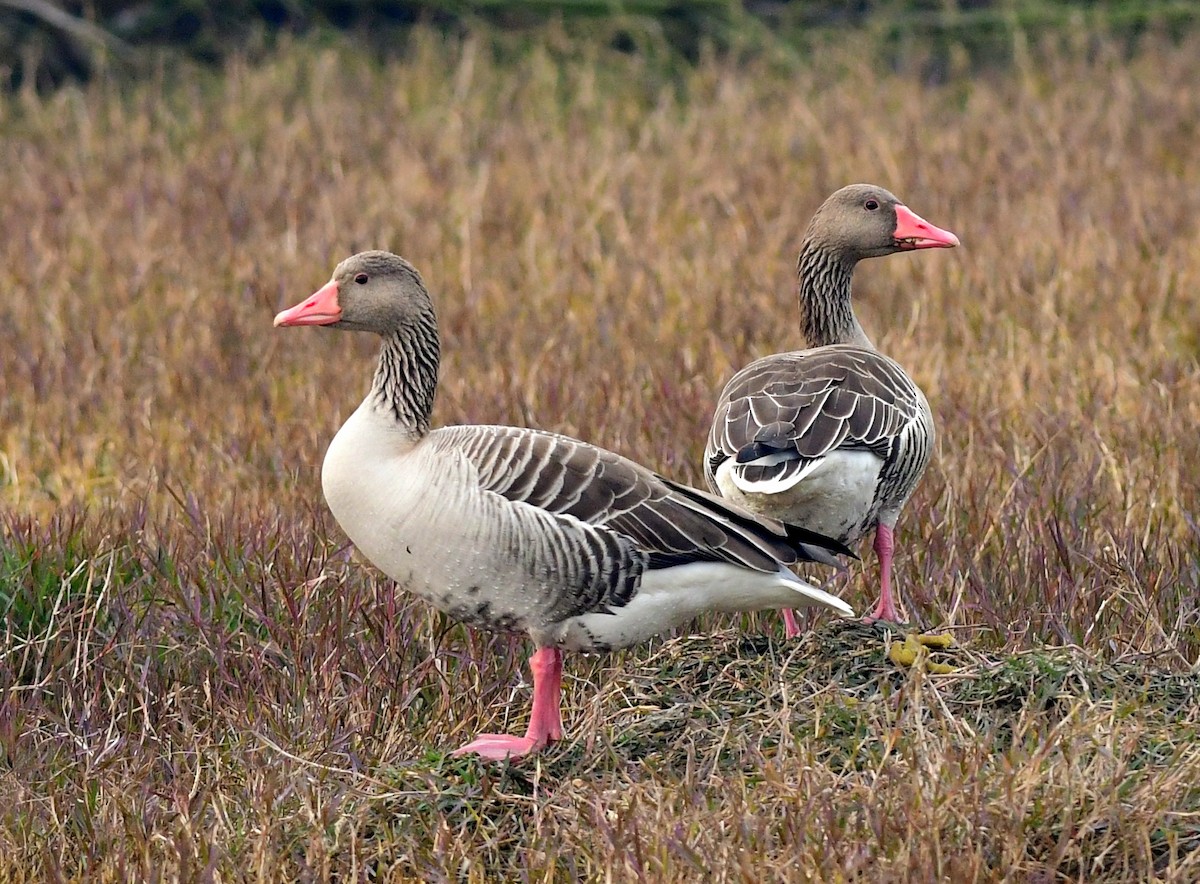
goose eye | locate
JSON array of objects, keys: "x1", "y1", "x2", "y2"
[
  {"x1": 864, "y1": 199, "x2": 880, "y2": 211},
  {"x1": 354, "y1": 273, "x2": 369, "y2": 285}
]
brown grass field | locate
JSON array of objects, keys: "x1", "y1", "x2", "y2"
[{"x1": 3, "y1": 24, "x2": 1200, "y2": 881}]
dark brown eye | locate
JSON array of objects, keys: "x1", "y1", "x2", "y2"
[
  {"x1": 354, "y1": 273, "x2": 369, "y2": 284},
  {"x1": 864, "y1": 199, "x2": 880, "y2": 211}
]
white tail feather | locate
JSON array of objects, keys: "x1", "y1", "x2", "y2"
[{"x1": 729, "y1": 457, "x2": 821, "y2": 495}]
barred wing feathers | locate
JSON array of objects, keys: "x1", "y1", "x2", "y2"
[
  {"x1": 433, "y1": 423, "x2": 851, "y2": 618},
  {"x1": 706, "y1": 346, "x2": 926, "y2": 491}
]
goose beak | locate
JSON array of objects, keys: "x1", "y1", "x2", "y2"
[
  {"x1": 893, "y1": 205, "x2": 960, "y2": 250},
  {"x1": 274, "y1": 280, "x2": 342, "y2": 327}
]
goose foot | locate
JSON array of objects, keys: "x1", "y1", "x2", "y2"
[
  {"x1": 452, "y1": 734, "x2": 543, "y2": 761},
  {"x1": 863, "y1": 524, "x2": 903, "y2": 624},
  {"x1": 452, "y1": 646, "x2": 564, "y2": 761},
  {"x1": 863, "y1": 596, "x2": 901, "y2": 625}
]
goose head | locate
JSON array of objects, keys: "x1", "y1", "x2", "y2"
[
  {"x1": 274, "y1": 250, "x2": 434, "y2": 334},
  {"x1": 805, "y1": 184, "x2": 960, "y2": 261}
]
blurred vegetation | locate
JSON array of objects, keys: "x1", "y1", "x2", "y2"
[
  {"x1": 3, "y1": 12, "x2": 1200, "y2": 875},
  {"x1": 3, "y1": 0, "x2": 1200, "y2": 89}
]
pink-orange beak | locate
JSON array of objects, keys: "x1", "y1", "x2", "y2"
[
  {"x1": 893, "y1": 205, "x2": 960, "y2": 250},
  {"x1": 274, "y1": 279, "x2": 342, "y2": 327}
]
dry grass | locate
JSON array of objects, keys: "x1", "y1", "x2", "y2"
[{"x1": 2, "y1": 24, "x2": 1200, "y2": 881}]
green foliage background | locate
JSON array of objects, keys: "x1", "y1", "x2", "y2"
[{"x1": 5, "y1": 0, "x2": 1200, "y2": 89}]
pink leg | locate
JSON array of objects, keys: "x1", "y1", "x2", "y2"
[
  {"x1": 452, "y1": 646, "x2": 564, "y2": 761},
  {"x1": 865, "y1": 524, "x2": 902, "y2": 623},
  {"x1": 780, "y1": 608, "x2": 801, "y2": 639}
]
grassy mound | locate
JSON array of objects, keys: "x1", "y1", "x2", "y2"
[{"x1": 355, "y1": 623, "x2": 1200, "y2": 879}]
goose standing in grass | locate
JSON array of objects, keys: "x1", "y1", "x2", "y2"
[
  {"x1": 704, "y1": 185, "x2": 959, "y2": 628},
  {"x1": 274, "y1": 250, "x2": 855, "y2": 761}
]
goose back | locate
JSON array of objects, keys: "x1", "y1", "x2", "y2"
[{"x1": 704, "y1": 344, "x2": 934, "y2": 543}]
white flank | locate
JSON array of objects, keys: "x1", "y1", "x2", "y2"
[{"x1": 554, "y1": 561, "x2": 853, "y2": 652}]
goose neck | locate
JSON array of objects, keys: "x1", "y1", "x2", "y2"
[
  {"x1": 796, "y1": 241, "x2": 873, "y2": 350},
  {"x1": 369, "y1": 319, "x2": 440, "y2": 437}
]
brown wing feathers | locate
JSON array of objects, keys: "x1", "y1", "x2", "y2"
[
  {"x1": 709, "y1": 346, "x2": 921, "y2": 470},
  {"x1": 445, "y1": 425, "x2": 850, "y2": 575}
]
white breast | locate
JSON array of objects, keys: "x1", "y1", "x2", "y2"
[{"x1": 321, "y1": 403, "x2": 536, "y2": 621}]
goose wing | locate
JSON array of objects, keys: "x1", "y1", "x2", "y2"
[
  {"x1": 705, "y1": 346, "x2": 924, "y2": 492},
  {"x1": 431, "y1": 424, "x2": 852, "y2": 619}
]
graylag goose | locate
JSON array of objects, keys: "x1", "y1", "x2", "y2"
[
  {"x1": 275, "y1": 250, "x2": 854, "y2": 761},
  {"x1": 704, "y1": 185, "x2": 959, "y2": 628}
]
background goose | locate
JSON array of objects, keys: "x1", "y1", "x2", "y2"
[
  {"x1": 274, "y1": 250, "x2": 854, "y2": 761},
  {"x1": 704, "y1": 184, "x2": 959, "y2": 628}
]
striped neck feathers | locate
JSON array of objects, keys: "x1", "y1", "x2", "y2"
[
  {"x1": 796, "y1": 240, "x2": 874, "y2": 350},
  {"x1": 369, "y1": 311, "x2": 440, "y2": 438}
]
